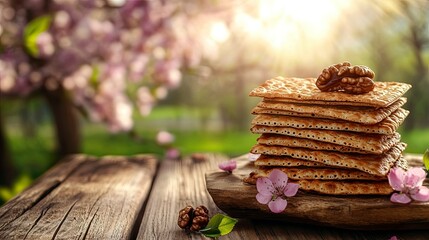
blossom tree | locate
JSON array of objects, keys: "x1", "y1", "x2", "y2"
[{"x1": 0, "y1": 0, "x2": 220, "y2": 185}]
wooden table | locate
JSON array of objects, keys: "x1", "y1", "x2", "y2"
[{"x1": 0, "y1": 153, "x2": 427, "y2": 239}]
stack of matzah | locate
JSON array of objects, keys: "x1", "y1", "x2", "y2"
[{"x1": 245, "y1": 76, "x2": 412, "y2": 195}]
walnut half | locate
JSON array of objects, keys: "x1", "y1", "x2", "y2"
[{"x1": 316, "y1": 62, "x2": 375, "y2": 94}]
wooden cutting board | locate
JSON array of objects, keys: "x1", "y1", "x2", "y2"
[{"x1": 206, "y1": 154, "x2": 429, "y2": 230}]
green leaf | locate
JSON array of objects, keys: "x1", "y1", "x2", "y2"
[
  {"x1": 23, "y1": 15, "x2": 52, "y2": 57},
  {"x1": 0, "y1": 187, "x2": 13, "y2": 202},
  {"x1": 89, "y1": 65, "x2": 100, "y2": 88},
  {"x1": 200, "y1": 214, "x2": 238, "y2": 238},
  {"x1": 423, "y1": 149, "x2": 429, "y2": 172},
  {"x1": 200, "y1": 228, "x2": 221, "y2": 238}
]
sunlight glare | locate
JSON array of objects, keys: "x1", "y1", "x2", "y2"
[
  {"x1": 259, "y1": 0, "x2": 339, "y2": 34},
  {"x1": 210, "y1": 21, "x2": 231, "y2": 42},
  {"x1": 252, "y1": 0, "x2": 351, "y2": 54}
]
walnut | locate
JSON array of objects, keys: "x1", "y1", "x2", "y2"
[
  {"x1": 316, "y1": 62, "x2": 375, "y2": 94},
  {"x1": 178, "y1": 205, "x2": 209, "y2": 231},
  {"x1": 178, "y1": 206, "x2": 194, "y2": 229},
  {"x1": 190, "y1": 206, "x2": 209, "y2": 231},
  {"x1": 191, "y1": 153, "x2": 207, "y2": 163}
]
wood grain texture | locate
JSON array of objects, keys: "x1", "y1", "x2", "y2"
[
  {"x1": 137, "y1": 154, "x2": 272, "y2": 240},
  {"x1": 1, "y1": 153, "x2": 427, "y2": 239},
  {"x1": 206, "y1": 154, "x2": 429, "y2": 236},
  {"x1": 138, "y1": 153, "x2": 427, "y2": 240},
  {"x1": 0, "y1": 154, "x2": 157, "y2": 240}
]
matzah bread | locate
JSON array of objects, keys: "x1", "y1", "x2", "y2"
[
  {"x1": 257, "y1": 134, "x2": 372, "y2": 154},
  {"x1": 249, "y1": 76, "x2": 411, "y2": 107},
  {"x1": 243, "y1": 175, "x2": 394, "y2": 195},
  {"x1": 263, "y1": 97, "x2": 383, "y2": 107},
  {"x1": 257, "y1": 97, "x2": 406, "y2": 124},
  {"x1": 251, "y1": 125, "x2": 400, "y2": 153},
  {"x1": 394, "y1": 156, "x2": 409, "y2": 170},
  {"x1": 297, "y1": 180, "x2": 393, "y2": 195},
  {"x1": 255, "y1": 155, "x2": 330, "y2": 168},
  {"x1": 250, "y1": 142, "x2": 406, "y2": 176},
  {"x1": 252, "y1": 108, "x2": 409, "y2": 135},
  {"x1": 251, "y1": 167, "x2": 385, "y2": 181},
  {"x1": 254, "y1": 154, "x2": 409, "y2": 170},
  {"x1": 252, "y1": 107, "x2": 336, "y2": 119}
]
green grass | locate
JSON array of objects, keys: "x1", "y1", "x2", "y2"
[
  {"x1": 174, "y1": 131, "x2": 258, "y2": 157},
  {"x1": 399, "y1": 128, "x2": 429, "y2": 154}
]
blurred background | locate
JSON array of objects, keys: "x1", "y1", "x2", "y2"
[{"x1": 0, "y1": 0, "x2": 428, "y2": 204}]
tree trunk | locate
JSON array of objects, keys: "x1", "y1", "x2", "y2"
[
  {"x1": 43, "y1": 86, "x2": 81, "y2": 159},
  {"x1": 0, "y1": 109, "x2": 16, "y2": 186}
]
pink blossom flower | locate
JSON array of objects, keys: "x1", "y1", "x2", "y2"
[
  {"x1": 36, "y1": 32, "x2": 55, "y2": 57},
  {"x1": 256, "y1": 169, "x2": 299, "y2": 213},
  {"x1": 388, "y1": 167, "x2": 429, "y2": 204},
  {"x1": 156, "y1": 131, "x2": 175, "y2": 146},
  {"x1": 218, "y1": 160, "x2": 237, "y2": 173},
  {"x1": 389, "y1": 236, "x2": 398, "y2": 240},
  {"x1": 165, "y1": 148, "x2": 181, "y2": 160}
]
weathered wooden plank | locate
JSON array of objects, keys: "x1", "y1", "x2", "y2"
[
  {"x1": 137, "y1": 153, "x2": 255, "y2": 239},
  {"x1": 138, "y1": 153, "x2": 427, "y2": 239},
  {"x1": 0, "y1": 154, "x2": 87, "y2": 229},
  {"x1": 206, "y1": 154, "x2": 428, "y2": 239},
  {"x1": 0, "y1": 154, "x2": 157, "y2": 240}
]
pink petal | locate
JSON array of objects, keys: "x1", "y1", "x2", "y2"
[
  {"x1": 268, "y1": 198, "x2": 287, "y2": 213},
  {"x1": 411, "y1": 186, "x2": 429, "y2": 202},
  {"x1": 389, "y1": 236, "x2": 398, "y2": 240},
  {"x1": 405, "y1": 167, "x2": 426, "y2": 187},
  {"x1": 388, "y1": 167, "x2": 405, "y2": 191},
  {"x1": 268, "y1": 169, "x2": 288, "y2": 190},
  {"x1": 218, "y1": 160, "x2": 237, "y2": 172},
  {"x1": 284, "y1": 183, "x2": 299, "y2": 197},
  {"x1": 256, "y1": 193, "x2": 272, "y2": 204},
  {"x1": 390, "y1": 193, "x2": 412, "y2": 204},
  {"x1": 256, "y1": 177, "x2": 274, "y2": 195}
]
